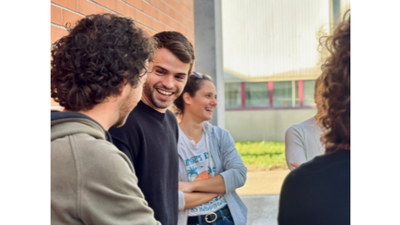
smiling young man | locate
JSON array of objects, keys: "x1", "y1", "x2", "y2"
[{"x1": 109, "y1": 31, "x2": 195, "y2": 225}]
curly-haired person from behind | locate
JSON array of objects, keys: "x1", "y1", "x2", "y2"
[
  {"x1": 51, "y1": 14, "x2": 160, "y2": 225},
  {"x1": 278, "y1": 10, "x2": 350, "y2": 225}
]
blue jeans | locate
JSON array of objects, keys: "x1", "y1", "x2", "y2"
[{"x1": 187, "y1": 208, "x2": 234, "y2": 225}]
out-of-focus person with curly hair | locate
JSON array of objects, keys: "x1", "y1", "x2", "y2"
[
  {"x1": 278, "y1": 10, "x2": 350, "y2": 225},
  {"x1": 51, "y1": 14, "x2": 160, "y2": 225}
]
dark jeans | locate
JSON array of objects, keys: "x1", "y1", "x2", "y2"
[{"x1": 187, "y1": 206, "x2": 234, "y2": 225}]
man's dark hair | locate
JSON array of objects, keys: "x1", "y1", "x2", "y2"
[
  {"x1": 153, "y1": 31, "x2": 195, "y2": 75},
  {"x1": 51, "y1": 14, "x2": 156, "y2": 111}
]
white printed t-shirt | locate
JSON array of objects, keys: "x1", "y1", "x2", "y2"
[{"x1": 178, "y1": 127, "x2": 227, "y2": 216}]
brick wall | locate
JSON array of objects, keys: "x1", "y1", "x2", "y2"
[{"x1": 51, "y1": 0, "x2": 194, "y2": 108}]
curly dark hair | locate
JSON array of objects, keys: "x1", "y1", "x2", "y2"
[
  {"x1": 319, "y1": 10, "x2": 350, "y2": 153},
  {"x1": 153, "y1": 31, "x2": 195, "y2": 75},
  {"x1": 51, "y1": 14, "x2": 156, "y2": 111},
  {"x1": 174, "y1": 72, "x2": 212, "y2": 116}
]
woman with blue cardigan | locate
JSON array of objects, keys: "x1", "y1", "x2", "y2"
[{"x1": 174, "y1": 72, "x2": 247, "y2": 225}]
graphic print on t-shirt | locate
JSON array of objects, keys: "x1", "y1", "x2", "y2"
[
  {"x1": 179, "y1": 127, "x2": 227, "y2": 216},
  {"x1": 184, "y1": 151, "x2": 227, "y2": 215},
  {"x1": 185, "y1": 152, "x2": 215, "y2": 178}
]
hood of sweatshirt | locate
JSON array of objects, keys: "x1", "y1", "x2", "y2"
[{"x1": 51, "y1": 111, "x2": 113, "y2": 143}]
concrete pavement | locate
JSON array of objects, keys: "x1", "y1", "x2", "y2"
[
  {"x1": 241, "y1": 195, "x2": 280, "y2": 225},
  {"x1": 237, "y1": 170, "x2": 291, "y2": 225},
  {"x1": 237, "y1": 170, "x2": 290, "y2": 196}
]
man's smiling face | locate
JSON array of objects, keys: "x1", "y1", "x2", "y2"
[{"x1": 142, "y1": 47, "x2": 190, "y2": 112}]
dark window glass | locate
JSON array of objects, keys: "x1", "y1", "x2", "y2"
[
  {"x1": 245, "y1": 82, "x2": 270, "y2": 107},
  {"x1": 224, "y1": 83, "x2": 242, "y2": 108},
  {"x1": 303, "y1": 80, "x2": 316, "y2": 106},
  {"x1": 273, "y1": 81, "x2": 292, "y2": 107},
  {"x1": 295, "y1": 81, "x2": 300, "y2": 107}
]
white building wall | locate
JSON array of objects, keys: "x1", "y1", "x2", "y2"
[
  {"x1": 221, "y1": 0, "x2": 331, "y2": 82},
  {"x1": 225, "y1": 109, "x2": 317, "y2": 142}
]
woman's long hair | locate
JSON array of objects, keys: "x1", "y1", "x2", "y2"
[{"x1": 319, "y1": 10, "x2": 351, "y2": 153}]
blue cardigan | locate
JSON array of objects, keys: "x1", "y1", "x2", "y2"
[{"x1": 177, "y1": 121, "x2": 248, "y2": 225}]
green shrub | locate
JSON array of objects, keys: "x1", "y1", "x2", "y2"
[{"x1": 235, "y1": 141, "x2": 288, "y2": 171}]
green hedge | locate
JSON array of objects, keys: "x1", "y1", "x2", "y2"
[{"x1": 235, "y1": 141, "x2": 288, "y2": 171}]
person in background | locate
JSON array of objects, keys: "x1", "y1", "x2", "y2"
[
  {"x1": 51, "y1": 14, "x2": 160, "y2": 225},
  {"x1": 284, "y1": 75, "x2": 325, "y2": 170},
  {"x1": 278, "y1": 10, "x2": 350, "y2": 225},
  {"x1": 174, "y1": 72, "x2": 247, "y2": 225},
  {"x1": 109, "y1": 31, "x2": 195, "y2": 225}
]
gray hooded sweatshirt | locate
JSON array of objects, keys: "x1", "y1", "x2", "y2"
[{"x1": 51, "y1": 112, "x2": 160, "y2": 225}]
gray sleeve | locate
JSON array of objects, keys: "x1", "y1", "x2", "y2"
[
  {"x1": 178, "y1": 191, "x2": 185, "y2": 210},
  {"x1": 78, "y1": 141, "x2": 161, "y2": 225},
  {"x1": 285, "y1": 125, "x2": 307, "y2": 170},
  {"x1": 218, "y1": 129, "x2": 247, "y2": 194}
]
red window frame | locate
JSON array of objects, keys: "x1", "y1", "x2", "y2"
[{"x1": 226, "y1": 80, "x2": 316, "y2": 111}]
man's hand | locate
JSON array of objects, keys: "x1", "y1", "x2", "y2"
[
  {"x1": 290, "y1": 162, "x2": 301, "y2": 168},
  {"x1": 179, "y1": 181, "x2": 194, "y2": 193}
]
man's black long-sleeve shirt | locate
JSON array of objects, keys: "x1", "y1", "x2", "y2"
[{"x1": 109, "y1": 101, "x2": 179, "y2": 225}]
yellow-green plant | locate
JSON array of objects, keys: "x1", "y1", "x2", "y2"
[{"x1": 235, "y1": 141, "x2": 287, "y2": 171}]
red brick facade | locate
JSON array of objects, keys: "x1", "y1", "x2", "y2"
[{"x1": 51, "y1": 0, "x2": 194, "y2": 108}]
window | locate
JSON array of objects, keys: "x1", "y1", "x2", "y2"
[
  {"x1": 224, "y1": 80, "x2": 318, "y2": 110},
  {"x1": 272, "y1": 81, "x2": 292, "y2": 107},
  {"x1": 245, "y1": 82, "x2": 270, "y2": 107},
  {"x1": 303, "y1": 80, "x2": 316, "y2": 106},
  {"x1": 294, "y1": 80, "x2": 300, "y2": 107},
  {"x1": 224, "y1": 83, "x2": 241, "y2": 108}
]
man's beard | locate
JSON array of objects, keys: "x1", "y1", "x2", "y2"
[
  {"x1": 143, "y1": 82, "x2": 178, "y2": 109},
  {"x1": 113, "y1": 94, "x2": 135, "y2": 128}
]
